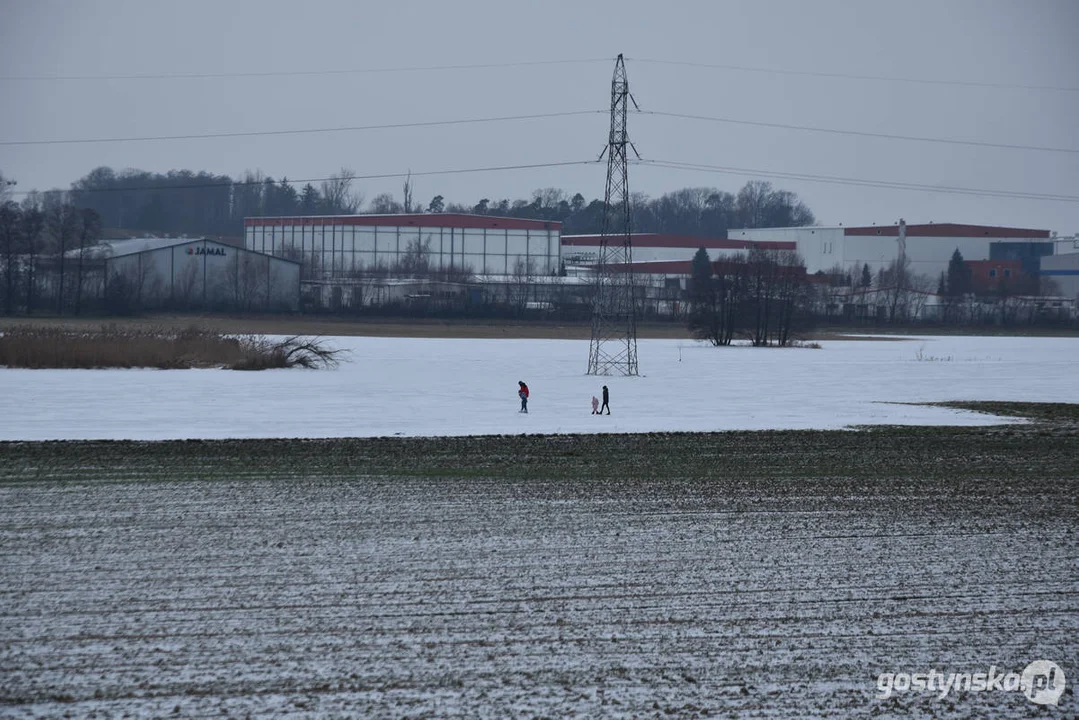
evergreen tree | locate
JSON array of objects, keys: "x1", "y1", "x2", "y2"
[
  {"x1": 946, "y1": 249, "x2": 970, "y2": 297},
  {"x1": 687, "y1": 247, "x2": 720, "y2": 344},
  {"x1": 860, "y1": 263, "x2": 872, "y2": 288},
  {"x1": 299, "y1": 184, "x2": 320, "y2": 214}
]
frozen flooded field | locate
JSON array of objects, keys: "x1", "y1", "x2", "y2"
[
  {"x1": 1, "y1": 334, "x2": 1077, "y2": 440},
  {"x1": 2, "y1": 426, "x2": 1076, "y2": 718}
]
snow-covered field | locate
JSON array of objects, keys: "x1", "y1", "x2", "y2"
[
  {"x1": 2, "y1": 471, "x2": 1074, "y2": 718},
  {"x1": 0, "y1": 334, "x2": 1076, "y2": 440}
]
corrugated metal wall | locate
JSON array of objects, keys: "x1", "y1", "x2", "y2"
[{"x1": 105, "y1": 240, "x2": 300, "y2": 311}]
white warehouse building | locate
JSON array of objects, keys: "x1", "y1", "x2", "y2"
[
  {"x1": 561, "y1": 233, "x2": 796, "y2": 266},
  {"x1": 245, "y1": 214, "x2": 562, "y2": 278},
  {"x1": 729, "y1": 221, "x2": 1052, "y2": 277},
  {"x1": 84, "y1": 237, "x2": 301, "y2": 311},
  {"x1": 1041, "y1": 252, "x2": 1079, "y2": 298}
]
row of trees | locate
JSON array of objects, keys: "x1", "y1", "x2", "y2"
[
  {"x1": 687, "y1": 247, "x2": 810, "y2": 346},
  {"x1": 814, "y1": 248, "x2": 1067, "y2": 326},
  {"x1": 53, "y1": 165, "x2": 815, "y2": 239},
  {"x1": 381, "y1": 180, "x2": 815, "y2": 237},
  {"x1": 0, "y1": 192, "x2": 104, "y2": 316},
  {"x1": 68, "y1": 167, "x2": 363, "y2": 239}
]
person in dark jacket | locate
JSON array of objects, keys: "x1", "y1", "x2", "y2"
[
  {"x1": 600, "y1": 385, "x2": 610, "y2": 414},
  {"x1": 518, "y1": 381, "x2": 529, "y2": 413}
]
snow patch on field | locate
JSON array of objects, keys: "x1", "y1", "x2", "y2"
[{"x1": 0, "y1": 334, "x2": 1075, "y2": 440}]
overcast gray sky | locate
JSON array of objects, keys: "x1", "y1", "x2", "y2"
[{"x1": 2, "y1": 0, "x2": 1077, "y2": 232}]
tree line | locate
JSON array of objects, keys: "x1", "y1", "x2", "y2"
[
  {"x1": 0, "y1": 194, "x2": 104, "y2": 316},
  {"x1": 35, "y1": 165, "x2": 815, "y2": 239},
  {"x1": 687, "y1": 247, "x2": 810, "y2": 346}
]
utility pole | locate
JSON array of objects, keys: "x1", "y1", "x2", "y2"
[
  {"x1": 897, "y1": 218, "x2": 907, "y2": 265},
  {"x1": 587, "y1": 54, "x2": 640, "y2": 377}
]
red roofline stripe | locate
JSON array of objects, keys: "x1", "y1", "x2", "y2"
[
  {"x1": 245, "y1": 213, "x2": 560, "y2": 232},
  {"x1": 843, "y1": 223, "x2": 1049, "y2": 239}
]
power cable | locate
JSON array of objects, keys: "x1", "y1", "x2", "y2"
[
  {"x1": 0, "y1": 110, "x2": 605, "y2": 146},
  {"x1": 628, "y1": 57, "x2": 1079, "y2": 93},
  {"x1": 0, "y1": 58, "x2": 612, "y2": 82},
  {"x1": 640, "y1": 110, "x2": 1079, "y2": 154},
  {"x1": 9, "y1": 55, "x2": 1071, "y2": 93},
  {"x1": 8, "y1": 160, "x2": 602, "y2": 196},
  {"x1": 635, "y1": 159, "x2": 1079, "y2": 203},
  {"x1": 7, "y1": 106, "x2": 1065, "y2": 155}
]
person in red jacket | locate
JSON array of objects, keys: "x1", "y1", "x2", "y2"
[{"x1": 518, "y1": 381, "x2": 529, "y2": 413}]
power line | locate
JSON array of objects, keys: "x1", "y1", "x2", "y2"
[
  {"x1": 8, "y1": 106, "x2": 1065, "y2": 154},
  {"x1": 635, "y1": 159, "x2": 1079, "y2": 203},
  {"x1": 0, "y1": 58, "x2": 612, "y2": 82},
  {"x1": 640, "y1": 110, "x2": 1079, "y2": 154},
  {"x1": 8, "y1": 55, "x2": 1073, "y2": 93},
  {"x1": 628, "y1": 57, "x2": 1079, "y2": 93},
  {"x1": 0, "y1": 110, "x2": 605, "y2": 146},
  {"x1": 9, "y1": 160, "x2": 601, "y2": 197}
]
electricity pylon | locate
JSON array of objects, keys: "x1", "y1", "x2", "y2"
[{"x1": 587, "y1": 54, "x2": 640, "y2": 377}]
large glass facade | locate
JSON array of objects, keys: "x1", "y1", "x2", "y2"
[{"x1": 246, "y1": 221, "x2": 560, "y2": 278}]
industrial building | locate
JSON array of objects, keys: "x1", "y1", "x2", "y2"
[
  {"x1": 245, "y1": 214, "x2": 562, "y2": 278},
  {"x1": 729, "y1": 222, "x2": 1053, "y2": 277},
  {"x1": 562, "y1": 233, "x2": 794, "y2": 266},
  {"x1": 561, "y1": 233, "x2": 796, "y2": 287},
  {"x1": 84, "y1": 237, "x2": 301, "y2": 311},
  {"x1": 1041, "y1": 252, "x2": 1079, "y2": 298}
]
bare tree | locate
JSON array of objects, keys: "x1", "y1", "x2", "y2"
[
  {"x1": 369, "y1": 193, "x2": 402, "y2": 214},
  {"x1": 174, "y1": 259, "x2": 200, "y2": 309},
  {"x1": 0, "y1": 171, "x2": 15, "y2": 204},
  {"x1": 736, "y1": 181, "x2": 772, "y2": 229},
  {"x1": 906, "y1": 273, "x2": 936, "y2": 322},
  {"x1": 509, "y1": 257, "x2": 537, "y2": 314},
  {"x1": 1039, "y1": 276, "x2": 1063, "y2": 297},
  {"x1": 772, "y1": 250, "x2": 807, "y2": 346},
  {"x1": 0, "y1": 201, "x2": 21, "y2": 315},
  {"x1": 136, "y1": 255, "x2": 157, "y2": 307},
  {"x1": 320, "y1": 168, "x2": 363, "y2": 214},
  {"x1": 74, "y1": 208, "x2": 102, "y2": 315},
  {"x1": 46, "y1": 199, "x2": 79, "y2": 314},
  {"x1": 396, "y1": 236, "x2": 432, "y2": 277},
  {"x1": 103, "y1": 257, "x2": 159, "y2": 314},
  {"x1": 20, "y1": 199, "x2": 44, "y2": 313},
  {"x1": 229, "y1": 252, "x2": 266, "y2": 311},
  {"x1": 880, "y1": 254, "x2": 912, "y2": 322},
  {"x1": 744, "y1": 246, "x2": 778, "y2": 345},
  {"x1": 402, "y1": 171, "x2": 414, "y2": 214}
]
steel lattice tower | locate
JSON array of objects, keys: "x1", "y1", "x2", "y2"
[{"x1": 587, "y1": 54, "x2": 639, "y2": 376}]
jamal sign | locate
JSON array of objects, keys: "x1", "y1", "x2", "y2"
[{"x1": 186, "y1": 246, "x2": 227, "y2": 257}]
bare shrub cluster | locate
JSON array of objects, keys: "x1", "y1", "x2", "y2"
[
  {"x1": 230, "y1": 336, "x2": 343, "y2": 371},
  {"x1": 0, "y1": 325, "x2": 342, "y2": 370}
]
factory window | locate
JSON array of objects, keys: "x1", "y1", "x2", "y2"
[
  {"x1": 989, "y1": 269, "x2": 997, "y2": 278},
  {"x1": 1004, "y1": 269, "x2": 1011, "y2": 278}
]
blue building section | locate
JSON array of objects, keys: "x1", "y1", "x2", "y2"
[{"x1": 990, "y1": 241, "x2": 1054, "y2": 276}]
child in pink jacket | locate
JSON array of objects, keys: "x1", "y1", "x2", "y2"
[{"x1": 591, "y1": 396, "x2": 599, "y2": 414}]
